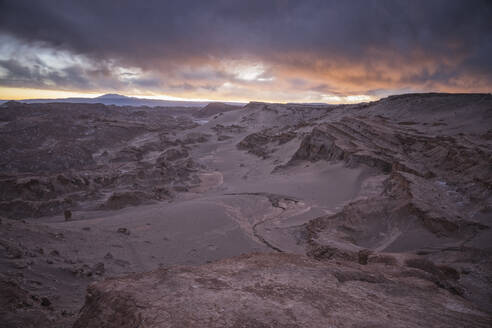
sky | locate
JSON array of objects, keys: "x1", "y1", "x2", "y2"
[{"x1": 0, "y1": 0, "x2": 491, "y2": 103}]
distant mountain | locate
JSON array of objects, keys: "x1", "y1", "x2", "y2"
[
  {"x1": 1, "y1": 93, "x2": 245, "y2": 108},
  {"x1": 95, "y1": 93, "x2": 129, "y2": 100}
]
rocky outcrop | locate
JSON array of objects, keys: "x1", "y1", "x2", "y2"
[
  {"x1": 237, "y1": 128, "x2": 297, "y2": 159},
  {"x1": 290, "y1": 123, "x2": 391, "y2": 173},
  {"x1": 289, "y1": 98, "x2": 491, "y2": 253},
  {"x1": 289, "y1": 97, "x2": 492, "y2": 313},
  {"x1": 73, "y1": 253, "x2": 491, "y2": 328},
  {"x1": 0, "y1": 102, "x2": 201, "y2": 218}
]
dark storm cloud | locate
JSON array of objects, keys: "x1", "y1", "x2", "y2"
[
  {"x1": 0, "y1": 0, "x2": 491, "y2": 98},
  {"x1": 0, "y1": 58, "x2": 91, "y2": 89}
]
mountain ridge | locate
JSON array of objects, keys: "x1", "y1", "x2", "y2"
[{"x1": 0, "y1": 93, "x2": 245, "y2": 108}]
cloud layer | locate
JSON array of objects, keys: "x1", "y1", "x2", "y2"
[{"x1": 1, "y1": 0, "x2": 491, "y2": 102}]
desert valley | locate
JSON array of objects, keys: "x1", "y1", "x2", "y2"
[
  {"x1": 2, "y1": 1, "x2": 492, "y2": 327},
  {"x1": 1, "y1": 93, "x2": 491, "y2": 327}
]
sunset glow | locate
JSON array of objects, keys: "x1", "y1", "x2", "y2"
[
  {"x1": 1, "y1": 1, "x2": 491, "y2": 103},
  {"x1": 0, "y1": 87, "x2": 103, "y2": 100}
]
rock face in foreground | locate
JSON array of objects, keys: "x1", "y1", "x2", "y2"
[{"x1": 73, "y1": 253, "x2": 490, "y2": 328}]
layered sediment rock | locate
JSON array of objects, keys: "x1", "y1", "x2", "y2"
[{"x1": 237, "y1": 128, "x2": 297, "y2": 159}]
